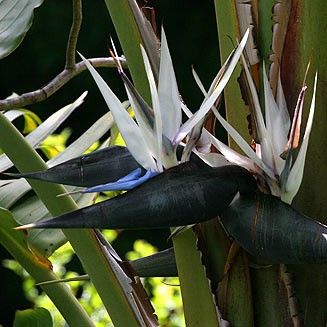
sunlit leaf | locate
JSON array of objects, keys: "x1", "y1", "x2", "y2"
[{"x1": 14, "y1": 307, "x2": 52, "y2": 327}]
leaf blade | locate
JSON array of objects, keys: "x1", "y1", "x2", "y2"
[{"x1": 0, "y1": 0, "x2": 44, "y2": 59}]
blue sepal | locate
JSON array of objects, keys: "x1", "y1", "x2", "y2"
[{"x1": 82, "y1": 169, "x2": 159, "y2": 193}]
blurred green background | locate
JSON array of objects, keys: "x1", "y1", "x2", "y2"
[{"x1": 0, "y1": 1, "x2": 221, "y2": 325}]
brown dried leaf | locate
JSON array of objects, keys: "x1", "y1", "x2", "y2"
[
  {"x1": 236, "y1": 1, "x2": 260, "y2": 65},
  {"x1": 270, "y1": 0, "x2": 292, "y2": 95}
]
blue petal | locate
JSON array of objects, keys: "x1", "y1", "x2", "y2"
[
  {"x1": 114, "y1": 168, "x2": 143, "y2": 183},
  {"x1": 82, "y1": 169, "x2": 159, "y2": 193}
]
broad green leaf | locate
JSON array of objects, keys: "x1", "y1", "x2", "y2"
[
  {"x1": 14, "y1": 308, "x2": 52, "y2": 327},
  {"x1": 0, "y1": 88, "x2": 142, "y2": 326},
  {"x1": 0, "y1": 0, "x2": 44, "y2": 59},
  {"x1": 173, "y1": 229, "x2": 225, "y2": 326},
  {"x1": 0, "y1": 207, "x2": 94, "y2": 326},
  {"x1": 0, "y1": 207, "x2": 26, "y2": 246},
  {"x1": 0, "y1": 178, "x2": 30, "y2": 208}
]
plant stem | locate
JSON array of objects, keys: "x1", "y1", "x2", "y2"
[
  {"x1": 0, "y1": 57, "x2": 125, "y2": 111},
  {"x1": 172, "y1": 229, "x2": 222, "y2": 326},
  {"x1": 65, "y1": 0, "x2": 83, "y2": 69}
]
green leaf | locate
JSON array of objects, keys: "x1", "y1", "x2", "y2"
[
  {"x1": 0, "y1": 208, "x2": 94, "y2": 326},
  {"x1": 0, "y1": 207, "x2": 26, "y2": 247},
  {"x1": 14, "y1": 308, "x2": 53, "y2": 327},
  {"x1": 0, "y1": 95, "x2": 143, "y2": 326},
  {"x1": 0, "y1": 0, "x2": 44, "y2": 59},
  {"x1": 172, "y1": 228, "x2": 225, "y2": 326}
]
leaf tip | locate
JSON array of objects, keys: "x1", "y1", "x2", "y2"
[{"x1": 14, "y1": 223, "x2": 36, "y2": 231}]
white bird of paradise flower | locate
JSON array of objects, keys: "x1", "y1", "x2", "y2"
[{"x1": 78, "y1": 27, "x2": 317, "y2": 207}]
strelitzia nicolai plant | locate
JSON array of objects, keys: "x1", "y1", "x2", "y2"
[
  {"x1": 0, "y1": 1, "x2": 327, "y2": 326},
  {"x1": 13, "y1": 26, "x2": 327, "y2": 266},
  {"x1": 1, "y1": 0, "x2": 326, "y2": 325}
]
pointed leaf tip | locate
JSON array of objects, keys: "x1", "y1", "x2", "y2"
[{"x1": 14, "y1": 223, "x2": 35, "y2": 230}]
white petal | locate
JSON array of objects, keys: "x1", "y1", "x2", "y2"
[
  {"x1": 263, "y1": 64, "x2": 288, "y2": 173},
  {"x1": 276, "y1": 72, "x2": 291, "y2": 132},
  {"x1": 209, "y1": 136, "x2": 257, "y2": 172},
  {"x1": 0, "y1": 92, "x2": 87, "y2": 172},
  {"x1": 79, "y1": 52, "x2": 157, "y2": 171},
  {"x1": 174, "y1": 29, "x2": 250, "y2": 145},
  {"x1": 212, "y1": 107, "x2": 275, "y2": 178},
  {"x1": 140, "y1": 46, "x2": 163, "y2": 171},
  {"x1": 158, "y1": 28, "x2": 182, "y2": 141},
  {"x1": 241, "y1": 55, "x2": 276, "y2": 172},
  {"x1": 283, "y1": 73, "x2": 318, "y2": 203},
  {"x1": 191, "y1": 66, "x2": 265, "y2": 175}
]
